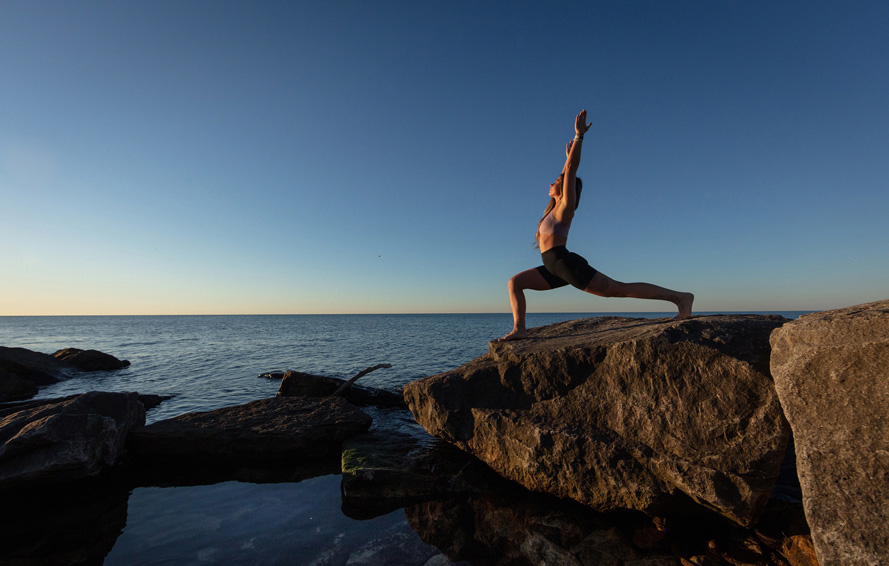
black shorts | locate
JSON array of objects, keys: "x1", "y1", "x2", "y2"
[{"x1": 536, "y1": 246, "x2": 598, "y2": 291}]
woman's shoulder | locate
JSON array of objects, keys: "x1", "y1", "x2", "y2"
[{"x1": 552, "y1": 202, "x2": 574, "y2": 224}]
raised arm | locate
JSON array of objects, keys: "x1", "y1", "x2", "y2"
[{"x1": 560, "y1": 109, "x2": 592, "y2": 212}]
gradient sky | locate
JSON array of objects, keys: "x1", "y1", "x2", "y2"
[{"x1": 2, "y1": 1, "x2": 887, "y2": 315}]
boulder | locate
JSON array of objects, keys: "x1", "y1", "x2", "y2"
[
  {"x1": 52, "y1": 347, "x2": 130, "y2": 371},
  {"x1": 128, "y1": 396, "x2": 372, "y2": 464},
  {"x1": 0, "y1": 346, "x2": 129, "y2": 403},
  {"x1": 404, "y1": 315, "x2": 791, "y2": 527},
  {"x1": 0, "y1": 391, "x2": 146, "y2": 487},
  {"x1": 277, "y1": 370, "x2": 406, "y2": 407},
  {"x1": 770, "y1": 299, "x2": 889, "y2": 565}
]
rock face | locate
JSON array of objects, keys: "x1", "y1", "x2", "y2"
[
  {"x1": 277, "y1": 370, "x2": 406, "y2": 407},
  {"x1": 770, "y1": 299, "x2": 889, "y2": 565},
  {"x1": 0, "y1": 391, "x2": 146, "y2": 487},
  {"x1": 404, "y1": 315, "x2": 791, "y2": 527},
  {"x1": 128, "y1": 396, "x2": 372, "y2": 464}
]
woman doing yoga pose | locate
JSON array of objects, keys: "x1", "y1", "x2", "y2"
[{"x1": 499, "y1": 109, "x2": 694, "y2": 341}]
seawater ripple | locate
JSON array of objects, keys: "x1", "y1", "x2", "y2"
[{"x1": 0, "y1": 312, "x2": 806, "y2": 424}]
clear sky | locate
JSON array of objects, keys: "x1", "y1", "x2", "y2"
[{"x1": 2, "y1": 1, "x2": 887, "y2": 315}]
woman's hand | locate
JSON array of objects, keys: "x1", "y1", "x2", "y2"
[
  {"x1": 575, "y1": 109, "x2": 591, "y2": 137},
  {"x1": 566, "y1": 141, "x2": 572, "y2": 158}
]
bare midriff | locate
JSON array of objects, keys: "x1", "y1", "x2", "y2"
[{"x1": 538, "y1": 234, "x2": 568, "y2": 253}]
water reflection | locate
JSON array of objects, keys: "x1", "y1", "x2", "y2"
[
  {"x1": 1, "y1": 438, "x2": 806, "y2": 566},
  {"x1": 0, "y1": 474, "x2": 130, "y2": 566}
]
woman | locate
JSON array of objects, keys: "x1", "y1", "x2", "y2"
[{"x1": 499, "y1": 109, "x2": 694, "y2": 341}]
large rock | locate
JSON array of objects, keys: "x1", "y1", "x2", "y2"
[
  {"x1": 770, "y1": 300, "x2": 889, "y2": 565},
  {"x1": 404, "y1": 315, "x2": 791, "y2": 527},
  {"x1": 52, "y1": 347, "x2": 130, "y2": 371},
  {"x1": 0, "y1": 346, "x2": 129, "y2": 403},
  {"x1": 0, "y1": 391, "x2": 146, "y2": 487},
  {"x1": 128, "y1": 396, "x2": 372, "y2": 464}
]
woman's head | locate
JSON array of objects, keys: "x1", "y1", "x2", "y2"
[{"x1": 549, "y1": 175, "x2": 583, "y2": 209}]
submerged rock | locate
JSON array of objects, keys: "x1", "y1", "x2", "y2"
[
  {"x1": 341, "y1": 430, "x2": 498, "y2": 518},
  {"x1": 770, "y1": 299, "x2": 889, "y2": 566},
  {"x1": 277, "y1": 370, "x2": 406, "y2": 407},
  {"x1": 404, "y1": 315, "x2": 791, "y2": 527},
  {"x1": 0, "y1": 391, "x2": 146, "y2": 487},
  {"x1": 128, "y1": 396, "x2": 372, "y2": 465}
]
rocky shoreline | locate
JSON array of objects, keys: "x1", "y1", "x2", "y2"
[{"x1": 2, "y1": 299, "x2": 886, "y2": 565}]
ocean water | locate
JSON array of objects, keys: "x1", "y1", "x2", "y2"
[{"x1": 0, "y1": 312, "x2": 809, "y2": 565}]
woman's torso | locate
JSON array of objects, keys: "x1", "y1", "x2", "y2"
[{"x1": 538, "y1": 209, "x2": 570, "y2": 252}]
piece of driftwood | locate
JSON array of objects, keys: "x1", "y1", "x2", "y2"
[{"x1": 331, "y1": 364, "x2": 392, "y2": 397}]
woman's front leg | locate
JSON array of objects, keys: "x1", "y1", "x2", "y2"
[{"x1": 499, "y1": 268, "x2": 552, "y2": 341}]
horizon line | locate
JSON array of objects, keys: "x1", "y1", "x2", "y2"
[{"x1": 0, "y1": 309, "x2": 818, "y2": 318}]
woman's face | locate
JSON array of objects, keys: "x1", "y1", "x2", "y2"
[{"x1": 548, "y1": 175, "x2": 562, "y2": 198}]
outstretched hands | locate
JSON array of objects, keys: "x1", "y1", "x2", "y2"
[{"x1": 575, "y1": 109, "x2": 592, "y2": 137}]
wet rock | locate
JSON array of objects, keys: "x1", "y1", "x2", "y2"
[
  {"x1": 278, "y1": 370, "x2": 406, "y2": 407},
  {"x1": 340, "y1": 430, "x2": 499, "y2": 518},
  {"x1": 258, "y1": 371, "x2": 286, "y2": 379},
  {"x1": 0, "y1": 391, "x2": 146, "y2": 487},
  {"x1": 128, "y1": 396, "x2": 372, "y2": 465},
  {"x1": 404, "y1": 315, "x2": 791, "y2": 527},
  {"x1": 770, "y1": 299, "x2": 889, "y2": 566}
]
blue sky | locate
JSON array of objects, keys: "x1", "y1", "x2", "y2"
[{"x1": 2, "y1": 1, "x2": 887, "y2": 315}]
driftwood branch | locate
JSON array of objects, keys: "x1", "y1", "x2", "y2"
[{"x1": 331, "y1": 363, "x2": 392, "y2": 397}]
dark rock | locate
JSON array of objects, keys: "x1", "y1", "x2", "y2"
[
  {"x1": 755, "y1": 500, "x2": 819, "y2": 566},
  {"x1": 0, "y1": 348, "x2": 62, "y2": 403},
  {"x1": 52, "y1": 347, "x2": 130, "y2": 371},
  {"x1": 770, "y1": 299, "x2": 889, "y2": 565},
  {"x1": 0, "y1": 346, "x2": 129, "y2": 403},
  {"x1": 128, "y1": 396, "x2": 372, "y2": 465},
  {"x1": 0, "y1": 346, "x2": 71, "y2": 380},
  {"x1": 278, "y1": 370, "x2": 406, "y2": 407},
  {"x1": 0, "y1": 367, "x2": 39, "y2": 403},
  {"x1": 136, "y1": 394, "x2": 172, "y2": 411},
  {"x1": 129, "y1": 455, "x2": 342, "y2": 488},
  {"x1": 404, "y1": 315, "x2": 791, "y2": 528},
  {"x1": 0, "y1": 391, "x2": 146, "y2": 487}
]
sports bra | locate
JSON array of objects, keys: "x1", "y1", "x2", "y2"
[{"x1": 539, "y1": 209, "x2": 570, "y2": 238}]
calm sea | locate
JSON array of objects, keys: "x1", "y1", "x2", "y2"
[{"x1": 0, "y1": 312, "x2": 808, "y2": 565}]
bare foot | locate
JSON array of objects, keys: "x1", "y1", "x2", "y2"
[
  {"x1": 674, "y1": 292, "x2": 694, "y2": 320},
  {"x1": 496, "y1": 328, "x2": 528, "y2": 342}
]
